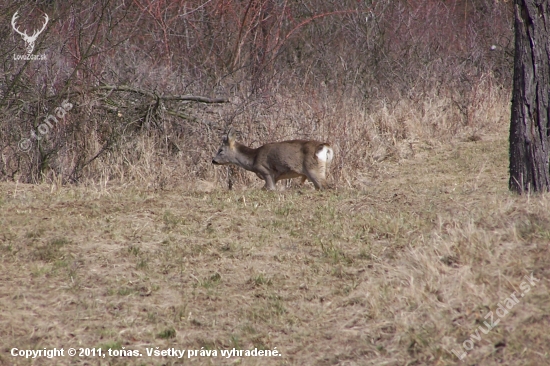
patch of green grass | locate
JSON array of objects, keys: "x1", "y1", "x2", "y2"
[
  {"x1": 517, "y1": 213, "x2": 550, "y2": 240},
  {"x1": 54, "y1": 259, "x2": 70, "y2": 269},
  {"x1": 97, "y1": 340, "x2": 122, "y2": 351},
  {"x1": 147, "y1": 311, "x2": 158, "y2": 322},
  {"x1": 25, "y1": 228, "x2": 45, "y2": 239},
  {"x1": 249, "y1": 273, "x2": 273, "y2": 287},
  {"x1": 320, "y1": 241, "x2": 351, "y2": 265},
  {"x1": 241, "y1": 324, "x2": 257, "y2": 335},
  {"x1": 275, "y1": 202, "x2": 295, "y2": 217},
  {"x1": 251, "y1": 336, "x2": 269, "y2": 350},
  {"x1": 117, "y1": 287, "x2": 134, "y2": 296},
  {"x1": 210, "y1": 272, "x2": 221, "y2": 282},
  {"x1": 267, "y1": 295, "x2": 286, "y2": 316},
  {"x1": 136, "y1": 258, "x2": 148, "y2": 270},
  {"x1": 358, "y1": 248, "x2": 373, "y2": 260},
  {"x1": 51, "y1": 237, "x2": 70, "y2": 246},
  {"x1": 196, "y1": 272, "x2": 222, "y2": 289},
  {"x1": 34, "y1": 237, "x2": 70, "y2": 262},
  {"x1": 157, "y1": 327, "x2": 176, "y2": 339},
  {"x1": 128, "y1": 245, "x2": 140, "y2": 256},
  {"x1": 205, "y1": 222, "x2": 215, "y2": 235},
  {"x1": 163, "y1": 210, "x2": 182, "y2": 231},
  {"x1": 31, "y1": 263, "x2": 53, "y2": 277},
  {"x1": 1, "y1": 243, "x2": 13, "y2": 253}
]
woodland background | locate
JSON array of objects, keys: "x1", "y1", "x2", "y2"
[{"x1": 1, "y1": 0, "x2": 513, "y2": 188}]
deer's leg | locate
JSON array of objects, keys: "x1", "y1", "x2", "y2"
[{"x1": 260, "y1": 173, "x2": 277, "y2": 191}]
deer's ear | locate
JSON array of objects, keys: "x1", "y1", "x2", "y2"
[{"x1": 226, "y1": 128, "x2": 235, "y2": 145}]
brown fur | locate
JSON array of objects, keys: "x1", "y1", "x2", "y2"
[{"x1": 212, "y1": 129, "x2": 333, "y2": 190}]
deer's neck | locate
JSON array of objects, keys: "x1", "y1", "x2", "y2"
[{"x1": 234, "y1": 143, "x2": 257, "y2": 171}]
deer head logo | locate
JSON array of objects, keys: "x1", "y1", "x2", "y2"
[{"x1": 11, "y1": 11, "x2": 49, "y2": 55}]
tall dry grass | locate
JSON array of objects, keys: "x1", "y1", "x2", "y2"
[{"x1": 41, "y1": 80, "x2": 507, "y2": 192}]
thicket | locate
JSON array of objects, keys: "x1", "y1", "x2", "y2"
[{"x1": 0, "y1": 0, "x2": 513, "y2": 188}]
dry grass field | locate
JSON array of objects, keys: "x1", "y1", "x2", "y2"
[{"x1": 1, "y1": 127, "x2": 549, "y2": 365}]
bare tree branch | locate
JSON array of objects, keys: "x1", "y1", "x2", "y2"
[{"x1": 95, "y1": 85, "x2": 229, "y2": 103}]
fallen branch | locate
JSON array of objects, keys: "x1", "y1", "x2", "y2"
[{"x1": 95, "y1": 85, "x2": 229, "y2": 104}]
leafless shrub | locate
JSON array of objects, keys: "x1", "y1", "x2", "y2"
[{"x1": 0, "y1": 0, "x2": 513, "y2": 188}]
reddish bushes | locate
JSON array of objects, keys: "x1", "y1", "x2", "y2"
[{"x1": 0, "y1": 0, "x2": 512, "y2": 187}]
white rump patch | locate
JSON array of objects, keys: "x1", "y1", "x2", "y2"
[{"x1": 316, "y1": 145, "x2": 334, "y2": 163}]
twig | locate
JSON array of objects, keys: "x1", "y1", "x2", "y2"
[{"x1": 95, "y1": 85, "x2": 229, "y2": 104}]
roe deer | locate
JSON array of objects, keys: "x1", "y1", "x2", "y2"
[{"x1": 212, "y1": 129, "x2": 333, "y2": 190}]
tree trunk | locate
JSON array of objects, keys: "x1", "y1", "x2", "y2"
[{"x1": 509, "y1": 0, "x2": 550, "y2": 194}]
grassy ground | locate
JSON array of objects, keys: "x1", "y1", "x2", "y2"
[{"x1": 1, "y1": 131, "x2": 549, "y2": 365}]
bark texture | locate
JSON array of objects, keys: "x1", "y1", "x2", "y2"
[{"x1": 509, "y1": 0, "x2": 550, "y2": 193}]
